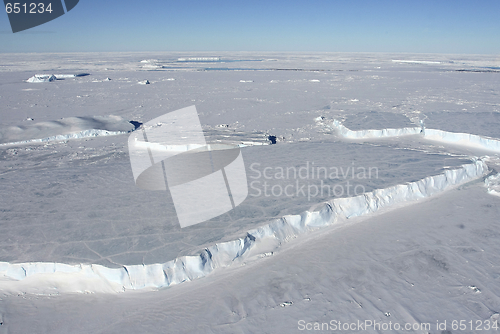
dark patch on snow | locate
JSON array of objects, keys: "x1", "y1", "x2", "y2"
[
  {"x1": 268, "y1": 135, "x2": 277, "y2": 144},
  {"x1": 129, "y1": 121, "x2": 143, "y2": 130},
  {"x1": 456, "y1": 69, "x2": 500, "y2": 73}
]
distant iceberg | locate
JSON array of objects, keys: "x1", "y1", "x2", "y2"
[
  {"x1": 26, "y1": 73, "x2": 88, "y2": 82},
  {"x1": 26, "y1": 74, "x2": 56, "y2": 83},
  {"x1": 177, "y1": 57, "x2": 221, "y2": 62}
]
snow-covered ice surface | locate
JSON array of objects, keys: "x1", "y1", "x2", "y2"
[
  {"x1": 0, "y1": 137, "x2": 474, "y2": 268},
  {"x1": 343, "y1": 111, "x2": 416, "y2": 130},
  {"x1": 425, "y1": 111, "x2": 500, "y2": 138},
  {"x1": 3, "y1": 181, "x2": 499, "y2": 334},
  {"x1": 0, "y1": 52, "x2": 499, "y2": 333}
]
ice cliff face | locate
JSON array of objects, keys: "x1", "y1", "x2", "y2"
[
  {"x1": 423, "y1": 129, "x2": 500, "y2": 152},
  {"x1": 0, "y1": 159, "x2": 487, "y2": 294},
  {"x1": 485, "y1": 172, "x2": 500, "y2": 197}
]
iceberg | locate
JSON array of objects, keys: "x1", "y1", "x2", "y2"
[{"x1": 26, "y1": 74, "x2": 56, "y2": 83}]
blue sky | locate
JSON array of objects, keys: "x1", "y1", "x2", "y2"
[{"x1": 1, "y1": 0, "x2": 499, "y2": 54}]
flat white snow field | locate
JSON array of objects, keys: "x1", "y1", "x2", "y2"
[{"x1": 0, "y1": 52, "x2": 499, "y2": 333}]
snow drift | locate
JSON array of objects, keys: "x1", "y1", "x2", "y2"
[
  {"x1": 0, "y1": 116, "x2": 136, "y2": 146},
  {"x1": 0, "y1": 159, "x2": 487, "y2": 293},
  {"x1": 332, "y1": 119, "x2": 500, "y2": 152}
]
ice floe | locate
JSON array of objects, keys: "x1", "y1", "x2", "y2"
[
  {"x1": 0, "y1": 159, "x2": 487, "y2": 293},
  {"x1": 332, "y1": 119, "x2": 500, "y2": 152}
]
